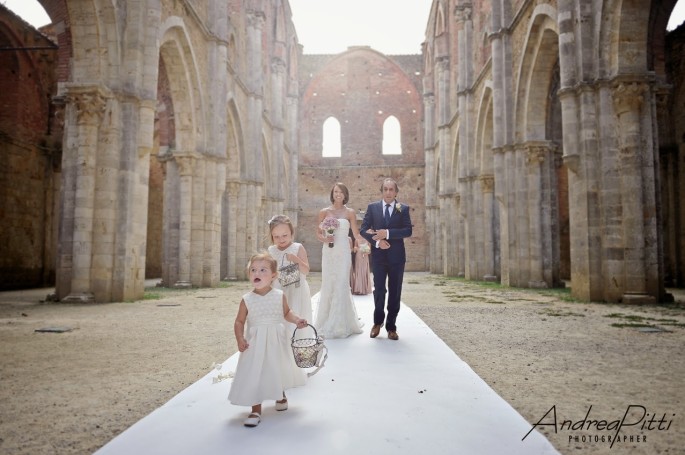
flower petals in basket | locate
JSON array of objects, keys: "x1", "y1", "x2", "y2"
[{"x1": 291, "y1": 324, "x2": 328, "y2": 377}]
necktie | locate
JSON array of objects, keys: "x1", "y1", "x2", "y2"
[{"x1": 385, "y1": 204, "x2": 391, "y2": 225}]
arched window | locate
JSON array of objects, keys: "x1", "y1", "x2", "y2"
[
  {"x1": 382, "y1": 116, "x2": 402, "y2": 155},
  {"x1": 322, "y1": 117, "x2": 341, "y2": 157}
]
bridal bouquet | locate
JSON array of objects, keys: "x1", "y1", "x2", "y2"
[{"x1": 320, "y1": 217, "x2": 340, "y2": 248}]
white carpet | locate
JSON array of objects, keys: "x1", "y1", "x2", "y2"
[{"x1": 95, "y1": 294, "x2": 559, "y2": 454}]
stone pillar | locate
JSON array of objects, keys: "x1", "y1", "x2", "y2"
[
  {"x1": 190, "y1": 158, "x2": 206, "y2": 286},
  {"x1": 286, "y1": 96, "x2": 299, "y2": 222},
  {"x1": 60, "y1": 86, "x2": 108, "y2": 303},
  {"x1": 480, "y1": 175, "x2": 497, "y2": 281},
  {"x1": 224, "y1": 181, "x2": 240, "y2": 280},
  {"x1": 174, "y1": 155, "x2": 194, "y2": 288},
  {"x1": 271, "y1": 57, "x2": 286, "y2": 210},
  {"x1": 493, "y1": 146, "x2": 509, "y2": 284},
  {"x1": 235, "y1": 182, "x2": 249, "y2": 280},
  {"x1": 612, "y1": 81, "x2": 656, "y2": 304},
  {"x1": 202, "y1": 159, "x2": 216, "y2": 287},
  {"x1": 159, "y1": 152, "x2": 178, "y2": 287},
  {"x1": 526, "y1": 144, "x2": 559, "y2": 288}
]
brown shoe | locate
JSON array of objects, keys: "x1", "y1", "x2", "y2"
[
  {"x1": 387, "y1": 331, "x2": 399, "y2": 340},
  {"x1": 370, "y1": 324, "x2": 382, "y2": 338}
]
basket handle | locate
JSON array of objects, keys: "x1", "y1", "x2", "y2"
[{"x1": 292, "y1": 323, "x2": 318, "y2": 341}]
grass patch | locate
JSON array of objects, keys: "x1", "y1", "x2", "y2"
[
  {"x1": 605, "y1": 313, "x2": 685, "y2": 328},
  {"x1": 610, "y1": 322, "x2": 654, "y2": 328},
  {"x1": 142, "y1": 292, "x2": 163, "y2": 300},
  {"x1": 661, "y1": 322, "x2": 685, "y2": 327},
  {"x1": 604, "y1": 313, "x2": 646, "y2": 322},
  {"x1": 538, "y1": 309, "x2": 585, "y2": 317},
  {"x1": 536, "y1": 287, "x2": 578, "y2": 302}
]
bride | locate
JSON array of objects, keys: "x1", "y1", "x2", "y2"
[{"x1": 312, "y1": 182, "x2": 364, "y2": 338}]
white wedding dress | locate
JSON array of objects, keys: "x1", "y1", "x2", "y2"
[{"x1": 312, "y1": 218, "x2": 364, "y2": 338}]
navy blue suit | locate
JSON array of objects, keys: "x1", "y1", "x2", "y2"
[{"x1": 360, "y1": 200, "x2": 412, "y2": 332}]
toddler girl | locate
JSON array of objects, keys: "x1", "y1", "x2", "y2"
[{"x1": 227, "y1": 252, "x2": 308, "y2": 427}]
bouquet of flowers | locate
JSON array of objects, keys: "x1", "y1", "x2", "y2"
[
  {"x1": 320, "y1": 217, "x2": 340, "y2": 248},
  {"x1": 359, "y1": 243, "x2": 371, "y2": 255}
]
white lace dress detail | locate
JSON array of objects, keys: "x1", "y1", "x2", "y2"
[
  {"x1": 269, "y1": 243, "x2": 314, "y2": 339},
  {"x1": 228, "y1": 289, "x2": 305, "y2": 406}
]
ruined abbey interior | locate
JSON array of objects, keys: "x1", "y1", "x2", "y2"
[{"x1": 0, "y1": 0, "x2": 683, "y2": 304}]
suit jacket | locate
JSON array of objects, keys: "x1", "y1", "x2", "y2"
[{"x1": 360, "y1": 200, "x2": 412, "y2": 264}]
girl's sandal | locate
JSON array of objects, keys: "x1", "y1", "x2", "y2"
[
  {"x1": 244, "y1": 412, "x2": 261, "y2": 427},
  {"x1": 275, "y1": 398, "x2": 288, "y2": 411}
]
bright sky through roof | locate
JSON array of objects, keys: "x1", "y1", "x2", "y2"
[
  {"x1": 288, "y1": 0, "x2": 431, "y2": 54},
  {"x1": 2, "y1": 0, "x2": 684, "y2": 53}
]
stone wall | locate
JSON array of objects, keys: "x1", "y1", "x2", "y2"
[
  {"x1": 424, "y1": 0, "x2": 685, "y2": 302},
  {"x1": 297, "y1": 48, "x2": 426, "y2": 271},
  {"x1": 0, "y1": 5, "x2": 60, "y2": 290}
]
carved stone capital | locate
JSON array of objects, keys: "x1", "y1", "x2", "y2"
[
  {"x1": 247, "y1": 11, "x2": 265, "y2": 29},
  {"x1": 271, "y1": 57, "x2": 286, "y2": 74},
  {"x1": 175, "y1": 155, "x2": 195, "y2": 176},
  {"x1": 612, "y1": 81, "x2": 648, "y2": 115},
  {"x1": 455, "y1": 4, "x2": 472, "y2": 23},
  {"x1": 525, "y1": 146, "x2": 547, "y2": 164},
  {"x1": 65, "y1": 87, "x2": 108, "y2": 124},
  {"x1": 479, "y1": 175, "x2": 495, "y2": 193},
  {"x1": 523, "y1": 142, "x2": 557, "y2": 166},
  {"x1": 226, "y1": 181, "x2": 241, "y2": 197}
]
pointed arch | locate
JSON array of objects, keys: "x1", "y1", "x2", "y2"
[
  {"x1": 65, "y1": 0, "x2": 119, "y2": 82},
  {"x1": 514, "y1": 5, "x2": 559, "y2": 142},
  {"x1": 226, "y1": 99, "x2": 244, "y2": 179},
  {"x1": 476, "y1": 84, "x2": 495, "y2": 175},
  {"x1": 158, "y1": 17, "x2": 206, "y2": 154},
  {"x1": 435, "y1": 2, "x2": 447, "y2": 36}
]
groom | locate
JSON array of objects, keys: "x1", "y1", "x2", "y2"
[{"x1": 361, "y1": 178, "x2": 412, "y2": 340}]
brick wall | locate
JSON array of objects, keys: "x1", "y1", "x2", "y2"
[
  {"x1": 298, "y1": 48, "x2": 426, "y2": 271},
  {"x1": 0, "y1": 6, "x2": 60, "y2": 290}
]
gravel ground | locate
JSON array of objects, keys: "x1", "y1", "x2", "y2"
[{"x1": 0, "y1": 272, "x2": 683, "y2": 455}]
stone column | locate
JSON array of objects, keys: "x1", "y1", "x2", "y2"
[
  {"x1": 202, "y1": 159, "x2": 216, "y2": 287},
  {"x1": 190, "y1": 159, "x2": 206, "y2": 286},
  {"x1": 60, "y1": 86, "x2": 108, "y2": 303},
  {"x1": 480, "y1": 175, "x2": 497, "y2": 281},
  {"x1": 271, "y1": 57, "x2": 286, "y2": 209},
  {"x1": 286, "y1": 96, "x2": 299, "y2": 222},
  {"x1": 174, "y1": 155, "x2": 194, "y2": 288},
  {"x1": 235, "y1": 182, "x2": 249, "y2": 279},
  {"x1": 559, "y1": 84, "x2": 602, "y2": 301},
  {"x1": 159, "y1": 152, "x2": 178, "y2": 287},
  {"x1": 612, "y1": 81, "x2": 655, "y2": 304},
  {"x1": 526, "y1": 144, "x2": 548, "y2": 288},
  {"x1": 225, "y1": 181, "x2": 240, "y2": 280},
  {"x1": 493, "y1": 146, "x2": 509, "y2": 284}
]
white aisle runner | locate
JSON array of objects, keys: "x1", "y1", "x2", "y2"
[{"x1": 96, "y1": 295, "x2": 559, "y2": 455}]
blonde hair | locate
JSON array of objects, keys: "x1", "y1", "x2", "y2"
[
  {"x1": 246, "y1": 252, "x2": 278, "y2": 274},
  {"x1": 267, "y1": 214, "x2": 294, "y2": 243}
]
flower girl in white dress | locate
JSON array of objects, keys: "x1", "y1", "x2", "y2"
[
  {"x1": 228, "y1": 253, "x2": 308, "y2": 427},
  {"x1": 267, "y1": 215, "x2": 314, "y2": 340}
]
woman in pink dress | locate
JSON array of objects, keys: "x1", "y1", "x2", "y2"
[{"x1": 350, "y1": 241, "x2": 372, "y2": 295}]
